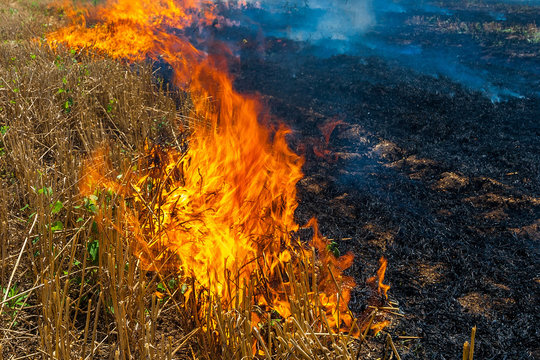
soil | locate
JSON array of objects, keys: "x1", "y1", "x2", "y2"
[{"x1": 224, "y1": 16, "x2": 540, "y2": 360}]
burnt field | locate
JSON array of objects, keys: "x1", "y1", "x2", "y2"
[
  {"x1": 222, "y1": 1, "x2": 540, "y2": 358},
  {"x1": 233, "y1": 52, "x2": 539, "y2": 359},
  {"x1": 1, "y1": 0, "x2": 538, "y2": 358}
]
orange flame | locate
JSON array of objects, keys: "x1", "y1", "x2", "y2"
[
  {"x1": 312, "y1": 117, "x2": 345, "y2": 159},
  {"x1": 367, "y1": 256, "x2": 391, "y2": 299},
  {"x1": 319, "y1": 117, "x2": 345, "y2": 145},
  {"x1": 49, "y1": 0, "x2": 382, "y2": 337},
  {"x1": 370, "y1": 320, "x2": 390, "y2": 336}
]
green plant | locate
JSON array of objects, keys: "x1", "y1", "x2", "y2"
[
  {"x1": 1, "y1": 285, "x2": 30, "y2": 326},
  {"x1": 326, "y1": 240, "x2": 340, "y2": 257},
  {"x1": 87, "y1": 238, "x2": 99, "y2": 263},
  {"x1": 2, "y1": 284, "x2": 29, "y2": 310},
  {"x1": 0, "y1": 125, "x2": 7, "y2": 156}
]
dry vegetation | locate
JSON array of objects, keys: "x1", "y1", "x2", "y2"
[
  {"x1": 0, "y1": 1, "x2": 395, "y2": 359},
  {"x1": 407, "y1": 15, "x2": 540, "y2": 44}
]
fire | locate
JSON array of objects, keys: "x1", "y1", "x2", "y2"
[
  {"x1": 48, "y1": 0, "x2": 217, "y2": 62},
  {"x1": 313, "y1": 117, "x2": 345, "y2": 159},
  {"x1": 48, "y1": 0, "x2": 389, "y2": 338},
  {"x1": 367, "y1": 256, "x2": 391, "y2": 299}
]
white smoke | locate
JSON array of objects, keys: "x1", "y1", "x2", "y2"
[
  {"x1": 300, "y1": 0, "x2": 374, "y2": 40},
  {"x1": 223, "y1": 0, "x2": 375, "y2": 41}
]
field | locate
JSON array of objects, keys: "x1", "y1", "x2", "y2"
[
  {"x1": 0, "y1": 0, "x2": 538, "y2": 359},
  {"x1": 0, "y1": 1, "x2": 393, "y2": 359}
]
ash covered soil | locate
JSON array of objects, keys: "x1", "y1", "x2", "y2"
[
  {"x1": 222, "y1": 5, "x2": 540, "y2": 358},
  {"x1": 234, "y1": 52, "x2": 539, "y2": 359}
]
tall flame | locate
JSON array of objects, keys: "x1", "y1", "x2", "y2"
[
  {"x1": 367, "y1": 256, "x2": 391, "y2": 299},
  {"x1": 49, "y1": 0, "x2": 372, "y2": 335}
]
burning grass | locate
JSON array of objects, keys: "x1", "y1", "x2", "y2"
[{"x1": 0, "y1": 0, "x2": 393, "y2": 358}]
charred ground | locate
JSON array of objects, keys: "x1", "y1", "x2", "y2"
[{"x1": 229, "y1": 26, "x2": 539, "y2": 360}]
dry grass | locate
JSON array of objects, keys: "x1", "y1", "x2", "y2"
[
  {"x1": 1, "y1": 2, "x2": 182, "y2": 357},
  {"x1": 0, "y1": 1, "x2": 393, "y2": 359}
]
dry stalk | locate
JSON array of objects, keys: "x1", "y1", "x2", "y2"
[
  {"x1": 462, "y1": 326, "x2": 476, "y2": 360},
  {"x1": 0, "y1": 215, "x2": 37, "y2": 315},
  {"x1": 463, "y1": 342, "x2": 470, "y2": 360},
  {"x1": 386, "y1": 334, "x2": 401, "y2": 360},
  {"x1": 469, "y1": 326, "x2": 476, "y2": 360}
]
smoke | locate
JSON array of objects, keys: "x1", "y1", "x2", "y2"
[
  {"x1": 295, "y1": 0, "x2": 374, "y2": 41},
  {"x1": 217, "y1": 0, "x2": 539, "y2": 100},
  {"x1": 223, "y1": 0, "x2": 374, "y2": 41}
]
